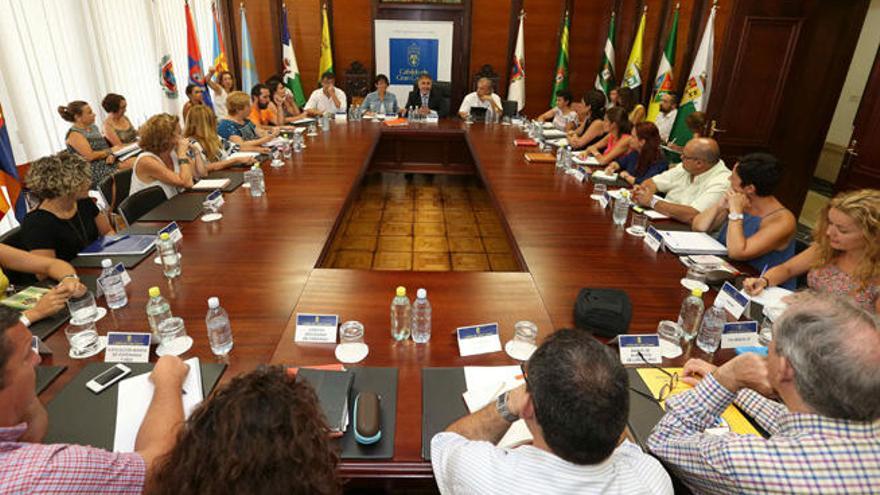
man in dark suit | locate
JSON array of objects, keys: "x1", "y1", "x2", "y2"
[{"x1": 404, "y1": 73, "x2": 446, "y2": 118}]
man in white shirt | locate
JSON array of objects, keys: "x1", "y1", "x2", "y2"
[
  {"x1": 431, "y1": 329, "x2": 673, "y2": 495},
  {"x1": 458, "y1": 77, "x2": 503, "y2": 119},
  {"x1": 654, "y1": 93, "x2": 678, "y2": 143},
  {"x1": 632, "y1": 137, "x2": 731, "y2": 223},
  {"x1": 304, "y1": 71, "x2": 347, "y2": 116}
]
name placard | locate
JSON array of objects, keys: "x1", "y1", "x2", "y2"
[
  {"x1": 644, "y1": 226, "x2": 663, "y2": 252},
  {"x1": 716, "y1": 282, "x2": 750, "y2": 320},
  {"x1": 96, "y1": 262, "x2": 131, "y2": 298},
  {"x1": 159, "y1": 222, "x2": 183, "y2": 244},
  {"x1": 599, "y1": 191, "x2": 611, "y2": 209},
  {"x1": 105, "y1": 332, "x2": 151, "y2": 363},
  {"x1": 205, "y1": 189, "x2": 225, "y2": 209},
  {"x1": 294, "y1": 313, "x2": 339, "y2": 344},
  {"x1": 721, "y1": 321, "x2": 759, "y2": 349},
  {"x1": 456, "y1": 323, "x2": 502, "y2": 357},
  {"x1": 619, "y1": 334, "x2": 662, "y2": 364}
]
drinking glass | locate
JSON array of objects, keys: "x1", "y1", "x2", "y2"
[
  {"x1": 67, "y1": 291, "x2": 98, "y2": 324},
  {"x1": 758, "y1": 317, "x2": 774, "y2": 347},
  {"x1": 340, "y1": 320, "x2": 365, "y2": 344},
  {"x1": 612, "y1": 197, "x2": 629, "y2": 226},
  {"x1": 158, "y1": 317, "x2": 187, "y2": 345},
  {"x1": 513, "y1": 321, "x2": 538, "y2": 347},
  {"x1": 685, "y1": 265, "x2": 710, "y2": 284},
  {"x1": 657, "y1": 320, "x2": 684, "y2": 358},
  {"x1": 65, "y1": 321, "x2": 100, "y2": 357},
  {"x1": 591, "y1": 182, "x2": 607, "y2": 200},
  {"x1": 629, "y1": 212, "x2": 648, "y2": 236}
]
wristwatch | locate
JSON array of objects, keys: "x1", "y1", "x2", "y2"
[
  {"x1": 728, "y1": 212, "x2": 744, "y2": 221},
  {"x1": 649, "y1": 196, "x2": 660, "y2": 209},
  {"x1": 495, "y1": 391, "x2": 519, "y2": 423}
]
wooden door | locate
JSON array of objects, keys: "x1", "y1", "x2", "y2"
[
  {"x1": 835, "y1": 44, "x2": 880, "y2": 192},
  {"x1": 706, "y1": 0, "x2": 870, "y2": 213}
]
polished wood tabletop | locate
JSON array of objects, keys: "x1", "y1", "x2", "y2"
[{"x1": 38, "y1": 119, "x2": 712, "y2": 482}]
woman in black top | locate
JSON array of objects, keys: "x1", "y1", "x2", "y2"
[
  {"x1": 568, "y1": 90, "x2": 607, "y2": 150},
  {"x1": 21, "y1": 152, "x2": 115, "y2": 261}
]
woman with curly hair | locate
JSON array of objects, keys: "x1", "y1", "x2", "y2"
[
  {"x1": 744, "y1": 189, "x2": 880, "y2": 312},
  {"x1": 148, "y1": 365, "x2": 341, "y2": 495},
  {"x1": 130, "y1": 114, "x2": 202, "y2": 199},
  {"x1": 20, "y1": 151, "x2": 115, "y2": 261}
]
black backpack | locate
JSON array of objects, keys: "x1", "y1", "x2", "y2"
[{"x1": 573, "y1": 288, "x2": 632, "y2": 338}]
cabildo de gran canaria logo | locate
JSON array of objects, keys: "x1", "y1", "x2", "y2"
[{"x1": 408, "y1": 43, "x2": 420, "y2": 67}]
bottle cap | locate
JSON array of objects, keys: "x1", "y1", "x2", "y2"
[
  {"x1": 160, "y1": 232, "x2": 171, "y2": 240},
  {"x1": 148, "y1": 286, "x2": 160, "y2": 298},
  {"x1": 395, "y1": 286, "x2": 406, "y2": 297},
  {"x1": 252, "y1": 163, "x2": 260, "y2": 170},
  {"x1": 101, "y1": 258, "x2": 112, "y2": 268},
  {"x1": 417, "y1": 288, "x2": 427, "y2": 299},
  {"x1": 691, "y1": 288, "x2": 704, "y2": 298},
  {"x1": 208, "y1": 297, "x2": 219, "y2": 309}
]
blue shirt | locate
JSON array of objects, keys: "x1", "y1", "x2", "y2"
[
  {"x1": 617, "y1": 151, "x2": 668, "y2": 184},
  {"x1": 362, "y1": 91, "x2": 399, "y2": 114},
  {"x1": 716, "y1": 213, "x2": 796, "y2": 289},
  {"x1": 217, "y1": 119, "x2": 258, "y2": 141}
]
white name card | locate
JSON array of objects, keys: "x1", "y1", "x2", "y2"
[
  {"x1": 294, "y1": 313, "x2": 339, "y2": 343},
  {"x1": 105, "y1": 332, "x2": 151, "y2": 363},
  {"x1": 205, "y1": 189, "x2": 225, "y2": 209},
  {"x1": 721, "y1": 321, "x2": 759, "y2": 349},
  {"x1": 619, "y1": 334, "x2": 662, "y2": 365},
  {"x1": 159, "y1": 222, "x2": 183, "y2": 244},
  {"x1": 716, "y1": 282, "x2": 750, "y2": 320},
  {"x1": 598, "y1": 191, "x2": 611, "y2": 209},
  {"x1": 644, "y1": 226, "x2": 663, "y2": 252},
  {"x1": 457, "y1": 323, "x2": 502, "y2": 357}
]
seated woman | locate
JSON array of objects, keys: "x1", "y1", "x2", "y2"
[
  {"x1": 567, "y1": 90, "x2": 606, "y2": 150},
  {"x1": 693, "y1": 153, "x2": 797, "y2": 287},
  {"x1": 617, "y1": 87, "x2": 645, "y2": 125},
  {"x1": 537, "y1": 90, "x2": 578, "y2": 131},
  {"x1": 149, "y1": 366, "x2": 340, "y2": 495},
  {"x1": 266, "y1": 77, "x2": 306, "y2": 125},
  {"x1": 0, "y1": 243, "x2": 87, "y2": 326},
  {"x1": 743, "y1": 188, "x2": 879, "y2": 311},
  {"x1": 184, "y1": 105, "x2": 257, "y2": 173},
  {"x1": 666, "y1": 111, "x2": 706, "y2": 153},
  {"x1": 130, "y1": 114, "x2": 199, "y2": 199},
  {"x1": 59, "y1": 100, "x2": 125, "y2": 188},
  {"x1": 207, "y1": 68, "x2": 236, "y2": 120},
  {"x1": 361, "y1": 74, "x2": 400, "y2": 116},
  {"x1": 216, "y1": 91, "x2": 280, "y2": 148},
  {"x1": 21, "y1": 152, "x2": 115, "y2": 262},
  {"x1": 101, "y1": 93, "x2": 138, "y2": 146},
  {"x1": 603, "y1": 122, "x2": 668, "y2": 185},
  {"x1": 582, "y1": 106, "x2": 633, "y2": 166}
]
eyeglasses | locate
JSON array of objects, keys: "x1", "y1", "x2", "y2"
[
  {"x1": 629, "y1": 351, "x2": 679, "y2": 404},
  {"x1": 680, "y1": 154, "x2": 703, "y2": 163}
]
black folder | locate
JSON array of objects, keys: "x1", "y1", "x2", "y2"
[
  {"x1": 36, "y1": 365, "x2": 66, "y2": 394},
  {"x1": 44, "y1": 362, "x2": 226, "y2": 449},
  {"x1": 421, "y1": 367, "x2": 468, "y2": 460},
  {"x1": 29, "y1": 310, "x2": 69, "y2": 340},
  {"x1": 71, "y1": 248, "x2": 155, "y2": 269},
  {"x1": 297, "y1": 368, "x2": 354, "y2": 433},
  {"x1": 337, "y1": 367, "x2": 398, "y2": 459},
  {"x1": 138, "y1": 192, "x2": 208, "y2": 222},
  {"x1": 626, "y1": 368, "x2": 665, "y2": 448}
]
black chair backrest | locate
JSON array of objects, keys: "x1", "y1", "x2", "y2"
[
  {"x1": 0, "y1": 227, "x2": 38, "y2": 287},
  {"x1": 0, "y1": 226, "x2": 22, "y2": 248},
  {"x1": 98, "y1": 169, "x2": 134, "y2": 213},
  {"x1": 502, "y1": 100, "x2": 518, "y2": 118},
  {"x1": 118, "y1": 186, "x2": 166, "y2": 226},
  {"x1": 410, "y1": 80, "x2": 452, "y2": 117}
]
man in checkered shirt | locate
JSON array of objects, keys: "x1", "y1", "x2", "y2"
[
  {"x1": 0, "y1": 306, "x2": 189, "y2": 493},
  {"x1": 648, "y1": 292, "x2": 880, "y2": 494}
]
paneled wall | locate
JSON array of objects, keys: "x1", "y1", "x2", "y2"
[{"x1": 223, "y1": 0, "x2": 730, "y2": 115}]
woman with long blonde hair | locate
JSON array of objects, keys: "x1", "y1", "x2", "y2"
[
  {"x1": 744, "y1": 189, "x2": 880, "y2": 312},
  {"x1": 183, "y1": 105, "x2": 256, "y2": 172}
]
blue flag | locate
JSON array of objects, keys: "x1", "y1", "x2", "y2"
[
  {"x1": 240, "y1": 6, "x2": 259, "y2": 93},
  {"x1": 0, "y1": 103, "x2": 26, "y2": 222}
]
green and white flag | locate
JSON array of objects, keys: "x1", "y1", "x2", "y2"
[
  {"x1": 669, "y1": 5, "x2": 715, "y2": 146},
  {"x1": 595, "y1": 12, "x2": 617, "y2": 101},
  {"x1": 550, "y1": 11, "x2": 570, "y2": 107},
  {"x1": 647, "y1": 5, "x2": 679, "y2": 122},
  {"x1": 281, "y1": 5, "x2": 306, "y2": 107}
]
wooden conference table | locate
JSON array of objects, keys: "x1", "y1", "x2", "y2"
[{"x1": 39, "y1": 119, "x2": 704, "y2": 486}]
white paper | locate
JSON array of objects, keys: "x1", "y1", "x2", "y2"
[
  {"x1": 643, "y1": 209, "x2": 670, "y2": 220},
  {"x1": 592, "y1": 170, "x2": 619, "y2": 181},
  {"x1": 462, "y1": 366, "x2": 532, "y2": 449},
  {"x1": 457, "y1": 333, "x2": 502, "y2": 357},
  {"x1": 192, "y1": 179, "x2": 230, "y2": 190},
  {"x1": 659, "y1": 231, "x2": 728, "y2": 255},
  {"x1": 540, "y1": 129, "x2": 566, "y2": 139},
  {"x1": 547, "y1": 138, "x2": 568, "y2": 148},
  {"x1": 572, "y1": 154, "x2": 600, "y2": 166},
  {"x1": 749, "y1": 286, "x2": 793, "y2": 309},
  {"x1": 113, "y1": 357, "x2": 203, "y2": 452},
  {"x1": 229, "y1": 151, "x2": 260, "y2": 160}
]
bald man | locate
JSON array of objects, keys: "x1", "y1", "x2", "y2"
[
  {"x1": 632, "y1": 138, "x2": 731, "y2": 223},
  {"x1": 458, "y1": 77, "x2": 503, "y2": 119}
]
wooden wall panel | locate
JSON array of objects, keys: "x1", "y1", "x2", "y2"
[
  {"x1": 233, "y1": 0, "x2": 280, "y2": 86},
  {"x1": 287, "y1": 0, "x2": 322, "y2": 94},
  {"x1": 521, "y1": 0, "x2": 566, "y2": 112},
  {"x1": 569, "y1": 0, "x2": 612, "y2": 101},
  {"x1": 332, "y1": 0, "x2": 373, "y2": 88},
  {"x1": 468, "y1": 0, "x2": 511, "y2": 93}
]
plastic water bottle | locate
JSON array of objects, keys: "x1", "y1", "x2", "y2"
[
  {"x1": 205, "y1": 296, "x2": 234, "y2": 356},
  {"x1": 99, "y1": 258, "x2": 128, "y2": 309},
  {"x1": 390, "y1": 286, "x2": 412, "y2": 341},
  {"x1": 564, "y1": 145, "x2": 573, "y2": 169},
  {"x1": 378, "y1": 101, "x2": 386, "y2": 117},
  {"x1": 676, "y1": 288, "x2": 705, "y2": 342},
  {"x1": 246, "y1": 163, "x2": 265, "y2": 197},
  {"x1": 157, "y1": 232, "x2": 181, "y2": 279},
  {"x1": 411, "y1": 288, "x2": 432, "y2": 343},
  {"x1": 556, "y1": 147, "x2": 565, "y2": 169},
  {"x1": 696, "y1": 298, "x2": 726, "y2": 355},
  {"x1": 486, "y1": 105, "x2": 495, "y2": 124},
  {"x1": 146, "y1": 286, "x2": 172, "y2": 342}
]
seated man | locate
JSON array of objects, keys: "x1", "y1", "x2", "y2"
[
  {"x1": 431, "y1": 329, "x2": 672, "y2": 494},
  {"x1": 648, "y1": 293, "x2": 880, "y2": 493},
  {"x1": 248, "y1": 83, "x2": 276, "y2": 129},
  {"x1": 0, "y1": 305, "x2": 188, "y2": 493},
  {"x1": 653, "y1": 93, "x2": 678, "y2": 143},
  {"x1": 304, "y1": 71, "x2": 347, "y2": 117},
  {"x1": 458, "y1": 77, "x2": 503, "y2": 119},
  {"x1": 632, "y1": 137, "x2": 730, "y2": 223},
  {"x1": 405, "y1": 73, "x2": 446, "y2": 118}
]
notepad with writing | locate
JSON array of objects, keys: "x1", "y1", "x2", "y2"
[
  {"x1": 191, "y1": 178, "x2": 231, "y2": 190},
  {"x1": 524, "y1": 152, "x2": 556, "y2": 163},
  {"x1": 296, "y1": 368, "x2": 354, "y2": 433},
  {"x1": 78, "y1": 235, "x2": 156, "y2": 257}
]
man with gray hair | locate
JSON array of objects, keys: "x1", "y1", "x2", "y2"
[
  {"x1": 647, "y1": 292, "x2": 880, "y2": 494},
  {"x1": 458, "y1": 77, "x2": 503, "y2": 119}
]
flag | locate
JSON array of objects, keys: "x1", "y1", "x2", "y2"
[
  {"x1": 550, "y1": 10, "x2": 570, "y2": 107},
  {"x1": 240, "y1": 5, "x2": 259, "y2": 93},
  {"x1": 185, "y1": 1, "x2": 213, "y2": 109},
  {"x1": 318, "y1": 4, "x2": 334, "y2": 81},
  {"x1": 669, "y1": 5, "x2": 715, "y2": 146},
  {"x1": 152, "y1": 0, "x2": 179, "y2": 115},
  {"x1": 211, "y1": 2, "x2": 228, "y2": 73},
  {"x1": 622, "y1": 8, "x2": 646, "y2": 90},
  {"x1": 0, "y1": 103, "x2": 26, "y2": 228},
  {"x1": 507, "y1": 11, "x2": 526, "y2": 112},
  {"x1": 595, "y1": 12, "x2": 617, "y2": 100},
  {"x1": 281, "y1": 5, "x2": 306, "y2": 107},
  {"x1": 646, "y1": 5, "x2": 679, "y2": 122}
]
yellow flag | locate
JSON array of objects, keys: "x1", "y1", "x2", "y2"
[
  {"x1": 622, "y1": 9, "x2": 646, "y2": 89},
  {"x1": 318, "y1": 5, "x2": 334, "y2": 81}
]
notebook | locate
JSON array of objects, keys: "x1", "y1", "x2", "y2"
[
  {"x1": 112, "y1": 143, "x2": 141, "y2": 160},
  {"x1": 658, "y1": 231, "x2": 728, "y2": 255},
  {"x1": 572, "y1": 153, "x2": 600, "y2": 166},
  {"x1": 513, "y1": 138, "x2": 538, "y2": 147},
  {"x1": 540, "y1": 129, "x2": 566, "y2": 139},
  {"x1": 591, "y1": 170, "x2": 619, "y2": 181},
  {"x1": 524, "y1": 152, "x2": 556, "y2": 163},
  {"x1": 229, "y1": 151, "x2": 261, "y2": 160},
  {"x1": 382, "y1": 117, "x2": 409, "y2": 127},
  {"x1": 1, "y1": 286, "x2": 49, "y2": 310},
  {"x1": 296, "y1": 369, "x2": 355, "y2": 433},
  {"x1": 191, "y1": 178, "x2": 231, "y2": 190},
  {"x1": 78, "y1": 235, "x2": 156, "y2": 257}
]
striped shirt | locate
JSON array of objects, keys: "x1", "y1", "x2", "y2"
[
  {"x1": 431, "y1": 432, "x2": 672, "y2": 494},
  {"x1": 647, "y1": 374, "x2": 880, "y2": 494},
  {"x1": 0, "y1": 422, "x2": 145, "y2": 494}
]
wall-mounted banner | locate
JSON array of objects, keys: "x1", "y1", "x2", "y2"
[{"x1": 389, "y1": 38, "x2": 439, "y2": 85}]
